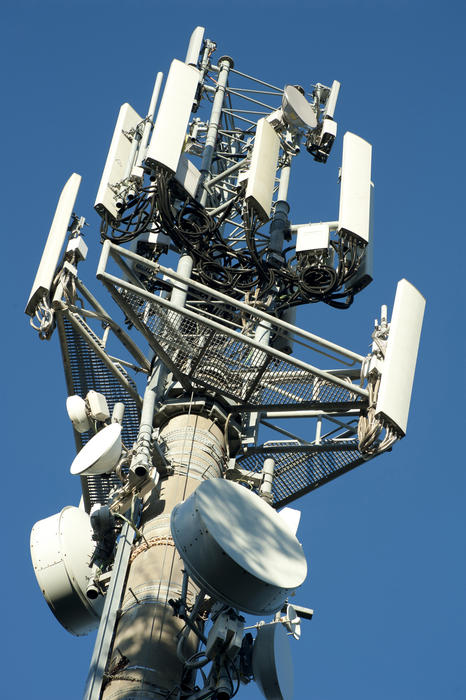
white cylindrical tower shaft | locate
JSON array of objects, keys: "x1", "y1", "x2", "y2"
[{"x1": 101, "y1": 412, "x2": 226, "y2": 699}]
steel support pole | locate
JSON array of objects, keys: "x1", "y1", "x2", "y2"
[
  {"x1": 246, "y1": 166, "x2": 292, "y2": 442},
  {"x1": 136, "y1": 72, "x2": 164, "y2": 169},
  {"x1": 199, "y1": 56, "x2": 234, "y2": 206},
  {"x1": 83, "y1": 360, "x2": 167, "y2": 700},
  {"x1": 259, "y1": 456, "x2": 275, "y2": 503}
]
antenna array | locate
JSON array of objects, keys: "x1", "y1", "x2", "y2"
[{"x1": 26, "y1": 26, "x2": 425, "y2": 700}]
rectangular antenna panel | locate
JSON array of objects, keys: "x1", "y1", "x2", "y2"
[
  {"x1": 346, "y1": 182, "x2": 374, "y2": 293},
  {"x1": 175, "y1": 154, "x2": 201, "y2": 199},
  {"x1": 323, "y1": 80, "x2": 340, "y2": 119},
  {"x1": 338, "y1": 132, "x2": 372, "y2": 243},
  {"x1": 245, "y1": 118, "x2": 280, "y2": 222},
  {"x1": 25, "y1": 173, "x2": 81, "y2": 316},
  {"x1": 185, "y1": 26, "x2": 205, "y2": 66},
  {"x1": 146, "y1": 60, "x2": 200, "y2": 174},
  {"x1": 94, "y1": 103, "x2": 143, "y2": 221},
  {"x1": 296, "y1": 223, "x2": 330, "y2": 252},
  {"x1": 375, "y1": 279, "x2": 425, "y2": 435}
]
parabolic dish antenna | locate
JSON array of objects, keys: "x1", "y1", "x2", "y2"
[
  {"x1": 70, "y1": 423, "x2": 122, "y2": 476},
  {"x1": 30, "y1": 506, "x2": 103, "y2": 636},
  {"x1": 282, "y1": 603, "x2": 301, "y2": 640},
  {"x1": 252, "y1": 622, "x2": 294, "y2": 700},
  {"x1": 170, "y1": 479, "x2": 307, "y2": 615},
  {"x1": 282, "y1": 85, "x2": 317, "y2": 130}
]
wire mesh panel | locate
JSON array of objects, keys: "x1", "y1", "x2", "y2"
[
  {"x1": 237, "y1": 440, "x2": 367, "y2": 508},
  {"x1": 109, "y1": 284, "x2": 366, "y2": 412},
  {"x1": 58, "y1": 315, "x2": 141, "y2": 511}
]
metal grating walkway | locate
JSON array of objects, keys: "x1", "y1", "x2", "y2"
[
  {"x1": 237, "y1": 440, "x2": 370, "y2": 508},
  {"x1": 107, "y1": 285, "x2": 366, "y2": 412}
]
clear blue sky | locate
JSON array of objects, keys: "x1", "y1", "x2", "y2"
[{"x1": 2, "y1": 1, "x2": 465, "y2": 699}]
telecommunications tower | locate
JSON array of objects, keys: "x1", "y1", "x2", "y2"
[{"x1": 27, "y1": 27, "x2": 425, "y2": 700}]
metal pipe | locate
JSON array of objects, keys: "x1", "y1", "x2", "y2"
[
  {"x1": 315, "y1": 416, "x2": 323, "y2": 445},
  {"x1": 290, "y1": 221, "x2": 339, "y2": 232},
  {"x1": 207, "y1": 198, "x2": 239, "y2": 217},
  {"x1": 73, "y1": 277, "x2": 151, "y2": 371},
  {"x1": 205, "y1": 157, "x2": 249, "y2": 188},
  {"x1": 259, "y1": 457, "x2": 275, "y2": 503},
  {"x1": 263, "y1": 409, "x2": 360, "y2": 418},
  {"x1": 277, "y1": 165, "x2": 291, "y2": 202},
  {"x1": 122, "y1": 128, "x2": 140, "y2": 183},
  {"x1": 199, "y1": 56, "x2": 234, "y2": 206},
  {"x1": 226, "y1": 87, "x2": 276, "y2": 110},
  {"x1": 170, "y1": 253, "x2": 194, "y2": 309},
  {"x1": 260, "y1": 419, "x2": 312, "y2": 445},
  {"x1": 131, "y1": 251, "x2": 194, "y2": 478},
  {"x1": 135, "y1": 72, "x2": 164, "y2": 169},
  {"x1": 130, "y1": 361, "x2": 168, "y2": 478},
  {"x1": 62, "y1": 308, "x2": 142, "y2": 407},
  {"x1": 229, "y1": 67, "x2": 283, "y2": 92},
  {"x1": 269, "y1": 200, "x2": 290, "y2": 255}
]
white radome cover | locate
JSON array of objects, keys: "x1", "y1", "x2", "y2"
[
  {"x1": 30, "y1": 506, "x2": 103, "y2": 636},
  {"x1": 171, "y1": 478, "x2": 308, "y2": 615},
  {"x1": 70, "y1": 423, "x2": 122, "y2": 476}
]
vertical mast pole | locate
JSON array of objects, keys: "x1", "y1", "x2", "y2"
[{"x1": 198, "y1": 56, "x2": 234, "y2": 206}]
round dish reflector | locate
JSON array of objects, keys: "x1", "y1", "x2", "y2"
[
  {"x1": 170, "y1": 479, "x2": 307, "y2": 615},
  {"x1": 283, "y1": 604, "x2": 301, "y2": 640},
  {"x1": 70, "y1": 423, "x2": 122, "y2": 476},
  {"x1": 282, "y1": 85, "x2": 317, "y2": 130},
  {"x1": 252, "y1": 623, "x2": 294, "y2": 700},
  {"x1": 30, "y1": 506, "x2": 103, "y2": 636}
]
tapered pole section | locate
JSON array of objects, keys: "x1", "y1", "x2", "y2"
[{"x1": 101, "y1": 411, "x2": 226, "y2": 699}]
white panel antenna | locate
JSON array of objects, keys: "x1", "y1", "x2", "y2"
[
  {"x1": 245, "y1": 118, "x2": 281, "y2": 222},
  {"x1": 323, "y1": 80, "x2": 340, "y2": 119},
  {"x1": 346, "y1": 182, "x2": 374, "y2": 293},
  {"x1": 145, "y1": 59, "x2": 200, "y2": 174},
  {"x1": 94, "y1": 102, "x2": 143, "y2": 222},
  {"x1": 25, "y1": 173, "x2": 81, "y2": 316},
  {"x1": 185, "y1": 26, "x2": 205, "y2": 66},
  {"x1": 375, "y1": 279, "x2": 425, "y2": 435},
  {"x1": 296, "y1": 223, "x2": 330, "y2": 253},
  {"x1": 338, "y1": 132, "x2": 372, "y2": 243},
  {"x1": 175, "y1": 153, "x2": 202, "y2": 199}
]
